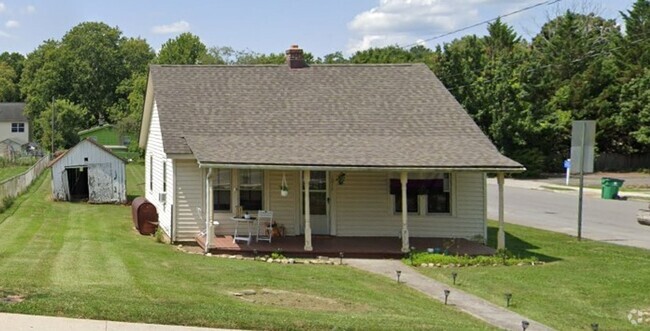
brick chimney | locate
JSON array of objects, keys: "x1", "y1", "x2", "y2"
[{"x1": 286, "y1": 45, "x2": 306, "y2": 69}]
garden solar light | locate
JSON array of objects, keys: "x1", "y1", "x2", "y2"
[
  {"x1": 522, "y1": 320, "x2": 529, "y2": 330},
  {"x1": 409, "y1": 246, "x2": 415, "y2": 265},
  {"x1": 339, "y1": 252, "x2": 344, "y2": 264},
  {"x1": 395, "y1": 270, "x2": 402, "y2": 283},
  {"x1": 444, "y1": 289, "x2": 450, "y2": 305},
  {"x1": 451, "y1": 272, "x2": 458, "y2": 285},
  {"x1": 591, "y1": 323, "x2": 599, "y2": 331},
  {"x1": 505, "y1": 293, "x2": 512, "y2": 307}
]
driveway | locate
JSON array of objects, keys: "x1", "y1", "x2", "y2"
[{"x1": 487, "y1": 180, "x2": 650, "y2": 250}]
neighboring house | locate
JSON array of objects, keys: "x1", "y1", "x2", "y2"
[
  {"x1": 139, "y1": 45, "x2": 524, "y2": 251},
  {"x1": 0, "y1": 103, "x2": 29, "y2": 147},
  {"x1": 78, "y1": 124, "x2": 133, "y2": 155},
  {"x1": 49, "y1": 138, "x2": 127, "y2": 204}
]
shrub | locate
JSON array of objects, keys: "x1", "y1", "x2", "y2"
[{"x1": 406, "y1": 249, "x2": 538, "y2": 267}]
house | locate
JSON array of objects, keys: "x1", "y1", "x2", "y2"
[
  {"x1": 139, "y1": 45, "x2": 524, "y2": 253},
  {"x1": 78, "y1": 124, "x2": 133, "y2": 156},
  {"x1": 49, "y1": 138, "x2": 127, "y2": 203},
  {"x1": 0, "y1": 103, "x2": 29, "y2": 147}
]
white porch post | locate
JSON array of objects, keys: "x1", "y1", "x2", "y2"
[
  {"x1": 204, "y1": 169, "x2": 213, "y2": 253},
  {"x1": 400, "y1": 171, "x2": 409, "y2": 253},
  {"x1": 303, "y1": 170, "x2": 313, "y2": 251},
  {"x1": 497, "y1": 172, "x2": 505, "y2": 250}
]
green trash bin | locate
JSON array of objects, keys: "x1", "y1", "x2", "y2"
[{"x1": 601, "y1": 177, "x2": 625, "y2": 199}]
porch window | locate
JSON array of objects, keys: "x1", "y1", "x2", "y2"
[
  {"x1": 213, "y1": 169, "x2": 231, "y2": 212},
  {"x1": 11, "y1": 123, "x2": 25, "y2": 133},
  {"x1": 390, "y1": 174, "x2": 451, "y2": 214},
  {"x1": 239, "y1": 169, "x2": 263, "y2": 211}
]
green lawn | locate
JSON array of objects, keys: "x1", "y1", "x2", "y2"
[
  {"x1": 415, "y1": 222, "x2": 650, "y2": 330},
  {"x1": 0, "y1": 165, "x2": 495, "y2": 331},
  {"x1": 0, "y1": 166, "x2": 29, "y2": 182}
]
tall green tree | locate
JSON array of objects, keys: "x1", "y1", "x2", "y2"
[
  {"x1": 37, "y1": 99, "x2": 89, "y2": 151},
  {"x1": 0, "y1": 63, "x2": 19, "y2": 102},
  {"x1": 156, "y1": 33, "x2": 209, "y2": 64}
]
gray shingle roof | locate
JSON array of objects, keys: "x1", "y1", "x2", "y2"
[
  {"x1": 0, "y1": 103, "x2": 27, "y2": 122},
  {"x1": 150, "y1": 64, "x2": 523, "y2": 170}
]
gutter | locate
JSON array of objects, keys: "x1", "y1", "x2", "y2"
[{"x1": 196, "y1": 162, "x2": 526, "y2": 173}]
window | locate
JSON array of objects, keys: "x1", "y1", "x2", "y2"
[
  {"x1": 149, "y1": 156, "x2": 153, "y2": 191},
  {"x1": 162, "y1": 161, "x2": 167, "y2": 193},
  {"x1": 213, "y1": 169, "x2": 231, "y2": 212},
  {"x1": 239, "y1": 169, "x2": 263, "y2": 211},
  {"x1": 11, "y1": 123, "x2": 25, "y2": 133},
  {"x1": 390, "y1": 174, "x2": 451, "y2": 214}
]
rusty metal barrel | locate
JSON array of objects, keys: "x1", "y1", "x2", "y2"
[{"x1": 131, "y1": 197, "x2": 159, "y2": 235}]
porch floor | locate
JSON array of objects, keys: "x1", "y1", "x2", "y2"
[{"x1": 195, "y1": 235, "x2": 495, "y2": 258}]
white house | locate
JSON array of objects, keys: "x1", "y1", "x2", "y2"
[
  {"x1": 49, "y1": 138, "x2": 127, "y2": 203},
  {"x1": 0, "y1": 103, "x2": 29, "y2": 147},
  {"x1": 139, "y1": 45, "x2": 524, "y2": 252}
]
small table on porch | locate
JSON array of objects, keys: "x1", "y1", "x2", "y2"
[{"x1": 231, "y1": 216, "x2": 256, "y2": 245}]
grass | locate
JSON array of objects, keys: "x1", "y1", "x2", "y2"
[
  {"x1": 0, "y1": 164, "x2": 496, "y2": 331},
  {"x1": 0, "y1": 166, "x2": 30, "y2": 183},
  {"x1": 415, "y1": 221, "x2": 650, "y2": 330}
]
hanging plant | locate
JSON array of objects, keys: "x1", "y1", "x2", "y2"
[{"x1": 280, "y1": 173, "x2": 289, "y2": 197}]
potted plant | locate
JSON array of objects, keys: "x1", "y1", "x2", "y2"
[{"x1": 280, "y1": 183, "x2": 289, "y2": 197}]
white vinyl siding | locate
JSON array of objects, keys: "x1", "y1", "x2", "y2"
[
  {"x1": 267, "y1": 171, "x2": 301, "y2": 236},
  {"x1": 334, "y1": 171, "x2": 485, "y2": 239},
  {"x1": 174, "y1": 160, "x2": 202, "y2": 241},
  {"x1": 144, "y1": 101, "x2": 173, "y2": 236}
]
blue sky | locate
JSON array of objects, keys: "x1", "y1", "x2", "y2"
[{"x1": 0, "y1": 0, "x2": 638, "y2": 57}]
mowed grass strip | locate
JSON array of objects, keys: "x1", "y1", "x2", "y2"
[
  {"x1": 0, "y1": 165, "x2": 495, "y2": 331},
  {"x1": 0, "y1": 166, "x2": 30, "y2": 182},
  {"x1": 415, "y1": 222, "x2": 650, "y2": 330}
]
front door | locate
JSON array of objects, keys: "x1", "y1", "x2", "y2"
[{"x1": 303, "y1": 171, "x2": 329, "y2": 235}]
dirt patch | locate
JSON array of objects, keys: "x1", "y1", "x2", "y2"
[
  {"x1": 230, "y1": 288, "x2": 368, "y2": 313},
  {"x1": 0, "y1": 294, "x2": 25, "y2": 304}
]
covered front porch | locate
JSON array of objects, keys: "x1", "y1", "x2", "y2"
[{"x1": 195, "y1": 234, "x2": 496, "y2": 258}]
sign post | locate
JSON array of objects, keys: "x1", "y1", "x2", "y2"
[
  {"x1": 570, "y1": 120, "x2": 596, "y2": 241},
  {"x1": 563, "y1": 159, "x2": 571, "y2": 185}
]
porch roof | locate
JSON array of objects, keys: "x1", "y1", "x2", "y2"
[{"x1": 184, "y1": 134, "x2": 523, "y2": 171}]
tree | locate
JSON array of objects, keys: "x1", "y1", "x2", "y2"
[
  {"x1": 0, "y1": 63, "x2": 19, "y2": 102},
  {"x1": 617, "y1": 0, "x2": 650, "y2": 77},
  {"x1": 156, "y1": 33, "x2": 209, "y2": 64},
  {"x1": 37, "y1": 99, "x2": 89, "y2": 151}
]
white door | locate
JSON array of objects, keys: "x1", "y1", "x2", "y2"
[
  {"x1": 88, "y1": 163, "x2": 114, "y2": 203},
  {"x1": 303, "y1": 171, "x2": 329, "y2": 235}
]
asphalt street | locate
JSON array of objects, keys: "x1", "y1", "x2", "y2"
[{"x1": 487, "y1": 184, "x2": 650, "y2": 250}]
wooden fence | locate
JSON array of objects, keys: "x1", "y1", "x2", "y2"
[
  {"x1": 0, "y1": 156, "x2": 50, "y2": 204},
  {"x1": 595, "y1": 153, "x2": 650, "y2": 171}
]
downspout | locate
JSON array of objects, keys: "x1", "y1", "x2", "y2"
[{"x1": 204, "y1": 168, "x2": 213, "y2": 254}]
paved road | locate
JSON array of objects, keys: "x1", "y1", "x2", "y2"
[{"x1": 487, "y1": 184, "x2": 650, "y2": 250}]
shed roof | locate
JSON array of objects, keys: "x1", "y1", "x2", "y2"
[
  {"x1": 48, "y1": 138, "x2": 127, "y2": 168},
  {"x1": 143, "y1": 63, "x2": 523, "y2": 171},
  {"x1": 0, "y1": 103, "x2": 27, "y2": 122}
]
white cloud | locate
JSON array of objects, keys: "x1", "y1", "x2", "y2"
[
  {"x1": 151, "y1": 20, "x2": 190, "y2": 34},
  {"x1": 5, "y1": 20, "x2": 19, "y2": 28},
  {"x1": 347, "y1": 0, "x2": 504, "y2": 53},
  {"x1": 26, "y1": 5, "x2": 35, "y2": 14},
  {"x1": 0, "y1": 3, "x2": 6, "y2": 14},
  {"x1": 0, "y1": 30, "x2": 11, "y2": 38}
]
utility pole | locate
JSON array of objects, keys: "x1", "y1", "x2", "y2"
[{"x1": 51, "y1": 97, "x2": 55, "y2": 157}]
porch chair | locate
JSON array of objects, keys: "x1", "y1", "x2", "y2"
[{"x1": 255, "y1": 210, "x2": 274, "y2": 243}]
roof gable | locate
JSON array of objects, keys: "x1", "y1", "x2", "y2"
[{"x1": 144, "y1": 64, "x2": 523, "y2": 170}]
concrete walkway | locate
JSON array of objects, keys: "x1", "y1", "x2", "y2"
[
  {"x1": 0, "y1": 313, "x2": 243, "y2": 331},
  {"x1": 347, "y1": 259, "x2": 554, "y2": 331}
]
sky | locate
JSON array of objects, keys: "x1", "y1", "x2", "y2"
[{"x1": 0, "y1": 0, "x2": 639, "y2": 58}]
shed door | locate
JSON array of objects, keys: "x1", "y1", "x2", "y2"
[{"x1": 88, "y1": 163, "x2": 114, "y2": 203}]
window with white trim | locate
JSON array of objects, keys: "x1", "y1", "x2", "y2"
[
  {"x1": 213, "y1": 169, "x2": 231, "y2": 212},
  {"x1": 390, "y1": 173, "x2": 451, "y2": 214},
  {"x1": 239, "y1": 169, "x2": 263, "y2": 211}
]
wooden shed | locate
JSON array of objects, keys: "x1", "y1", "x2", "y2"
[{"x1": 50, "y1": 138, "x2": 127, "y2": 203}]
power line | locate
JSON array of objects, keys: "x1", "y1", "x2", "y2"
[{"x1": 401, "y1": 0, "x2": 562, "y2": 49}]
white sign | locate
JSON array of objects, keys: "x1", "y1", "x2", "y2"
[{"x1": 570, "y1": 120, "x2": 596, "y2": 174}]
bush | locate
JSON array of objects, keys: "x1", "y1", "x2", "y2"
[
  {"x1": 406, "y1": 249, "x2": 538, "y2": 267},
  {"x1": 509, "y1": 148, "x2": 546, "y2": 178},
  {"x1": 0, "y1": 195, "x2": 16, "y2": 213}
]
